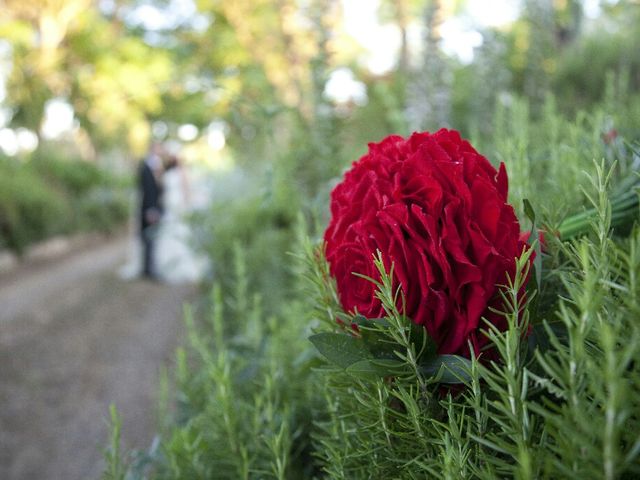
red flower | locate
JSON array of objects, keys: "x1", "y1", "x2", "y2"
[{"x1": 324, "y1": 129, "x2": 529, "y2": 357}]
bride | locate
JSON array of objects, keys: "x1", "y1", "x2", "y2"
[{"x1": 154, "y1": 154, "x2": 209, "y2": 284}]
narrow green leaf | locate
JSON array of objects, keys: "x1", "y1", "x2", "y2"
[
  {"x1": 523, "y1": 198, "x2": 542, "y2": 288},
  {"x1": 523, "y1": 198, "x2": 536, "y2": 224},
  {"x1": 411, "y1": 323, "x2": 437, "y2": 358}
]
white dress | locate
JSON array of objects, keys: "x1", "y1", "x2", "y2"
[{"x1": 154, "y1": 167, "x2": 209, "y2": 284}]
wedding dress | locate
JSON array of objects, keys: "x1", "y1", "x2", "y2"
[{"x1": 154, "y1": 167, "x2": 209, "y2": 284}]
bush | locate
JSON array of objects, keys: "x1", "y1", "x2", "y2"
[
  {"x1": 0, "y1": 150, "x2": 130, "y2": 253},
  {"x1": 0, "y1": 158, "x2": 72, "y2": 252},
  {"x1": 192, "y1": 166, "x2": 301, "y2": 316},
  {"x1": 76, "y1": 187, "x2": 130, "y2": 233},
  {"x1": 553, "y1": 30, "x2": 640, "y2": 110},
  {"x1": 31, "y1": 149, "x2": 107, "y2": 195},
  {"x1": 310, "y1": 165, "x2": 640, "y2": 479},
  {"x1": 103, "y1": 243, "x2": 321, "y2": 479}
]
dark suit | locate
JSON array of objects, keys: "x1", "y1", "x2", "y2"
[{"x1": 139, "y1": 159, "x2": 163, "y2": 277}]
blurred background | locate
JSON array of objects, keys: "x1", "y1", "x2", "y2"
[
  {"x1": 1, "y1": 0, "x2": 639, "y2": 479},
  {"x1": 0, "y1": 0, "x2": 639, "y2": 240}
]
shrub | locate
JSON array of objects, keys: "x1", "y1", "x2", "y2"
[
  {"x1": 0, "y1": 157, "x2": 72, "y2": 252},
  {"x1": 31, "y1": 149, "x2": 107, "y2": 195},
  {"x1": 0, "y1": 150, "x2": 129, "y2": 253},
  {"x1": 104, "y1": 243, "x2": 321, "y2": 479},
  {"x1": 192, "y1": 167, "x2": 300, "y2": 316},
  {"x1": 310, "y1": 163, "x2": 640, "y2": 479}
]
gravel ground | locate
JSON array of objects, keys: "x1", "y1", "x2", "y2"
[{"x1": 0, "y1": 236, "x2": 196, "y2": 480}]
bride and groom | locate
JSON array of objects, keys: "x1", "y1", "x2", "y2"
[{"x1": 134, "y1": 142, "x2": 208, "y2": 284}]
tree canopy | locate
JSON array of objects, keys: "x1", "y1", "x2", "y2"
[{"x1": 0, "y1": 0, "x2": 638, "y2": 160}]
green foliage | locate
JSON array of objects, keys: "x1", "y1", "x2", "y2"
[
  {"x1": 0, "y1": 157, "x2": 71, "y2": 251},
  {"x1": 0, "y1": 150, "x2": 129, "y2": 252},
  {"x1": 106, "y1": 94, "x2": 640, "y2": 478},
  {"x1": 553, "y1": 27, "x2": 640, "y2": 110},
  {"x1": 110, "y1": 245, "x2": 320, "y2": 479},
  {"x1": 309, "y1": 161, "x2": 640, "y2": 479},
  {"x1": 192, "y1": 169, "x2": 299, "y2": 316},
  {"x1": 526, "y1": 165, "x2": 640, "y2": 479},
  {"x1": 31, "y1": 149, "x2": 107, "y2": 195},
  {"x1": 66, "y1": 11, "x2": 174, "y2": 151},
  {"x1": 102, "y1": 405, "x2": 128, "y2": 480},
  {"x1": 470, "y1": 92, "x2": 640, "y2": 225},
  {"x1": 309, "y1": 253, "x2": 472, "y2": 385}
]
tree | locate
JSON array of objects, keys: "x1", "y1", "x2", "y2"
[
  {"x1": 405, "y1": 0, "x2": 451, "y2": 131},
  {"x1": 1, "y1": 0, "x2": 90, "y2": 136},
  {"x1": 1, "y1": 0, "x2": 181, "y2": 156}
]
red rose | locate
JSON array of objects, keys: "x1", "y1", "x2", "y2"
[{"x1": 324, "y1": 129, "x2": 528, "y2": 357}]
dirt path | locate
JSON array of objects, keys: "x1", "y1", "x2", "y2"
[{"x1": 0, "y1": 236, "x2": 197, "y2": 480}]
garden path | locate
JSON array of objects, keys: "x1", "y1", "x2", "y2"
[{"x1": 0, "y1": 235, "x2": 196, "y2": 480}]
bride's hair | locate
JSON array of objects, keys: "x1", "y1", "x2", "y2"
[{"x1": 164, "y1": 155, "x2": 180, "y2": 171}]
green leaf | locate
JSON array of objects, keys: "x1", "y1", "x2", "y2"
[
  {"x1": 353, "y1": 316, "x2": 401, "y2": 360},
  {"x1": 309, "y1": 332, "x2": 372, "y2": 369},
  {"x1": 335, "y1": 311, "x2": 355, "y2": 325},
  {"x1": 523, "y1": 198, "x2": 542, "y2": 288},
  {"x1": 419, "y1": 355, "x2": 472, "y2": 384},
  {"x1": 353, "y1": 315, "x2": 436, "y2": 361},
  {"x1": 352, "y1": 314, "x2": 391, "y2": 329},
  {"x1": 346, "y1": 359, "x2": 410, "y2": 379},
  {"x1": 411, "y1": 323, "x2": 437, "y2": 358},
  {"x1": 523, "y1": 198, "x2": 536, "y2": 224}
]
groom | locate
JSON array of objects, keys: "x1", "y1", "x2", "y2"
[{"x1": 139, "y1": 142, "x2": 164, "y2": 279}]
